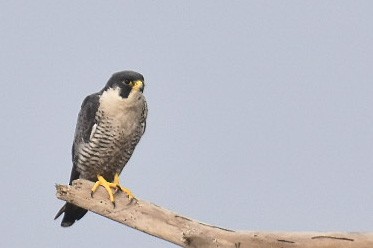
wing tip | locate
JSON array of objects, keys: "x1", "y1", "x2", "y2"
[{"x1": 54, "y1": 203, "x2": 87, "y2": 227}]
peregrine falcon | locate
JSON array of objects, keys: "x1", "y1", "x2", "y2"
[{"x1": 55, "y1": 70, "x2": 147, "y2": 227}]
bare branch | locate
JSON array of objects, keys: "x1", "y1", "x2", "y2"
[{"x1": 56, "y1": 179, "x2": 373, "y2": 248}]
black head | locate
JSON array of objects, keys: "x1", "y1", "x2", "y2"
[{"x1": 103, "y1": 70, "x2": 145, "y2": 98}]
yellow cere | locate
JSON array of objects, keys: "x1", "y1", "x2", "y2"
[{"x1": 130, "y1": 80, "x2": 144, "y2": 91}]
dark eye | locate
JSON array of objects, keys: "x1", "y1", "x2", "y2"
[{"x1": 122, "y1": 79, "x2": 130, "y2": 84}]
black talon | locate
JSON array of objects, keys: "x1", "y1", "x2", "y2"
[{"x1": 128, "y1": 197, "x2": 136, "y2": 205}]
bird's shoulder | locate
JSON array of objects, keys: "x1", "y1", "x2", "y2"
[{"x1": 75, "y1": 93, "x2": 100, "y2": 143}]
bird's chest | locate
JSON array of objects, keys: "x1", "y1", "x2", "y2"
[{"x1": 96, "y1": 92, "x2": 143, "y2": 138}]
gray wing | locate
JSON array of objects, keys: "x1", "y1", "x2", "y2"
[
  {"x1": 68, "y1": 93, "x2": 100, "y2": 184},
  {"x1": 55, "y1": 93, "x2": 100, "y2": 227}
]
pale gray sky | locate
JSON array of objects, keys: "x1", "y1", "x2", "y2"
[{"x1": 1, "y1": 1, "x2": 373, "y2": 247}]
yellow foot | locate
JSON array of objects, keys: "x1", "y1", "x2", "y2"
[
  {"x1": 91, "y1": 173, "x2": 135, "y2": 207},
  {"x1": 111, "y1": 173, "x2": 135, "y2": 200}
]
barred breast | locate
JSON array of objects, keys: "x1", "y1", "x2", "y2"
[{"x1": 76, "y1": 88, "x2": 147, "y2": 181}]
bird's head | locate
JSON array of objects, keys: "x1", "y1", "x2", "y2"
[{"x1": 104, "y1": 70, "x2": 145, "y2": 98}]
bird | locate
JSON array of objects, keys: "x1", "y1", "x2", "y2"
[{"x1": 55, "y1": 70, "x2": 147, "y2": 227}]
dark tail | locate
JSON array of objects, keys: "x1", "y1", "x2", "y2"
[{"x1": 54, "y1": 203, "x2": 88, "y2": 227}]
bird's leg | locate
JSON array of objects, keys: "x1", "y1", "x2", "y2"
[
  {"x1": 90, "y1": 174, "x2": 135, "y2": 207},
  {"x1": 113, "y1": 173, "x2": 135, "y2": 200},
  {"x1": 91, "y1": 175, "x2": 117, "y2": 204}
]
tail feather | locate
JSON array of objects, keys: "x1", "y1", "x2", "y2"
[{"x1": 54, "y1": 203, "x2": 88, "y2": 227}]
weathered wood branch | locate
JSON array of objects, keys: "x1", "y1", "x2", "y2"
[{"x1": 56, "y1": 179, "x2": 373, "y2": 248}]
